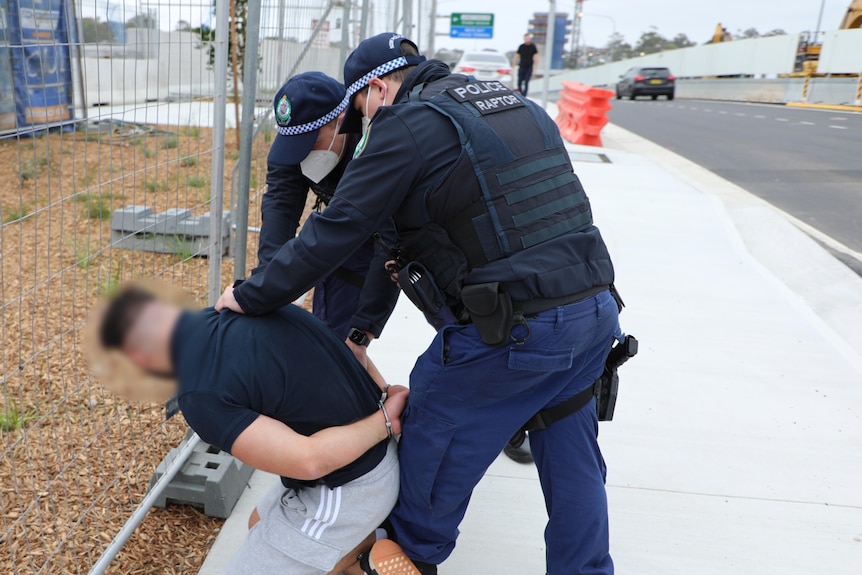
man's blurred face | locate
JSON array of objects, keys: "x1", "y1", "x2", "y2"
[{"x1": 524, "y1": 35, "x2": 532, "y2": 45}]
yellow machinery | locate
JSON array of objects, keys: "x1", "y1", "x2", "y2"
[
  {"x1": 795, "y1": 0, "x2": 862, "y2": 73},
  {"x1": 839, "y1": 0, "x2": 862, "y2": 29},
  {"x1": 711, "y1": 23, "x2": 732, "y2": 43}
]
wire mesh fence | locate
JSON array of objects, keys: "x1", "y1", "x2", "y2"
[{"x1": 1, "y1": 0, "x2": 430, "y2": 572}]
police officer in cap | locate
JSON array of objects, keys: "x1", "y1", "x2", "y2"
[
  {"x1": 218, "y1": 34, "x2": 621, "y2": 575},
  {"x1": 255, "y1": 71, "x2": 399, "y2": 364}
]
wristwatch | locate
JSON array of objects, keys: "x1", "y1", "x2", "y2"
[{"x1": 348, "y1": 327, "x2": 371, "y2": 347}]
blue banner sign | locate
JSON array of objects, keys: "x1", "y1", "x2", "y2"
[
  {"x1": 0, "y1": 0, "x2": 16, "y2": 133},
  {"x1": 6, "y1": 0, "x2": 75, "y2": 131}
]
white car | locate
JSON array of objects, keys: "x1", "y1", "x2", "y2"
[{"x1": 453, "y1": 51, "x2": 513, "y2": 83}]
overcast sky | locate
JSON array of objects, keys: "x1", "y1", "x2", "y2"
[{"x1": 433, "y1": 0, "x2": 853, "y2": 53}]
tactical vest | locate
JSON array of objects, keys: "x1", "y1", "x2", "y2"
[{"x1": 399, "y1": 76, "x2": 595, "y2": 304}]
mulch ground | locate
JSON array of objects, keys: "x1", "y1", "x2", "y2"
[{"x1": 1, "y1": 121, "x2": 313, "y2": 573}]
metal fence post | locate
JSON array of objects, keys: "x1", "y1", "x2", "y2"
[
  {"x1": 209, "y1": 0, "x2": 230, "y2": 305},
  {"x1": 542, "y1": 0, "x2": 557, "y2": 109},
  {"x1": 232, "y1": 0, "x2": 263, "y2": 281}
]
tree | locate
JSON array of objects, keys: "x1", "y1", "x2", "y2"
[
  {"x1": 80, "y1": 17, "x2": 115, "y2": 43},
  {"x1": 740, "y1": 28, "x2": 761, "y2": 39},
  {"x1": 635, "y1": 28, "x2": 672, "y2": 55},
  {"x1": 670, "y1": 33, "x2": 696, "y2": 48},
  {"x1": 175, "y1": 20, "x2": 191, "y2": 32},
  {"x1": 763, "y1": 28, "x2": 787, "y2": 37},
  {"x1": 606, "y1": 32, "x2": 635, "y2": 62}
]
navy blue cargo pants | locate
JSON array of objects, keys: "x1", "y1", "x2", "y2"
[{"x1": 390, "y1": 290, "x2": 618, "y2": 575}]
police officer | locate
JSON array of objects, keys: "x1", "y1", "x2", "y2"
[
  {"x1": 257, "y1": 71, "x2": 399, "y2": 364},
  {"x1": 217, "y1": 33, "x2": 620, "y2": 575}
]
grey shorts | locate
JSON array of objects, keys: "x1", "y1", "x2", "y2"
[{"x1": 221, "y1": 440, "x2": 399, "y2": 575}]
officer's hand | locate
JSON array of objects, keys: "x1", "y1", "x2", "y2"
[
  {"x1": 385, "y1": 260, "x2": 400, "y2": 286},
  {"x1": 215, "y1": 285, "x2": 245, "y2": 314},
  {"x1": 345, "y1": 337, "x2": 369, "y2": 369},
  {"x1": 382, "y1": 385, "x2": 409, "y2": 436}
]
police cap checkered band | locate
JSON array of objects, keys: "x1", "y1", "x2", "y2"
[
  {"x1": 276, "y1": 94, "x2": 351, "y2": 137},
  {"x1": 346, "y1": 57, "x2": 409, "y2": 97}
]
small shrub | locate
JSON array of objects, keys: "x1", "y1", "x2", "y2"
[
  {"x1": 86, "y1": 197, "x2": 112, "y2": 220},
  {"x1": 187, "y1": 176, "x2": 207, "y2": 188},
  {"x1": 180, "y1": 156, "x2": 198, "y2": 167},
  {"x1": 140, "y1": 145, "x2": 157, "y2": 159},
  {"x1": 182, "y1": 125, "x2": 201, "y2": 138},
  {"x1": 0, "y1": 405, "x2": 37, "y2": 433},
  {"x1": 2, "y1": 204, "x2": 28, "y2": 224},
  {"x1": 161, "y1": 137, "x2": 179, "y2": 149},
  {"x1": 144, "y1": 179, "x2": 167, "y2": 193}
]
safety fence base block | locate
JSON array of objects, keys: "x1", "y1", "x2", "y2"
[
  {"x1": 149, "y1": 441, "x2": 254, "y2": 519},
  {"x1": 110, "y1": 206, "x2": 231, "y2": 257}
]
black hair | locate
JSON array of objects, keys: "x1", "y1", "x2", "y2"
[{"x1": 99, "y1": 286, "x2": 156, "y2": 349}]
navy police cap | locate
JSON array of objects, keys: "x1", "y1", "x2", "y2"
[
  {"x1": 269, "y1": 71, "x2": 349, "y2": 166},
  {"x1": 340, "y1": 33, "x2": 425, "y2": 134}
]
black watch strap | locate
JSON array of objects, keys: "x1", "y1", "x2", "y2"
[{"x1": 348, "y1": 327, "x2": 371, "y2": 347}]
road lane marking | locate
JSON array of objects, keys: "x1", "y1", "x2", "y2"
[
  {"x1": 754, "y1": 115, "x2": 766, "y2": 118},
  {"x1": 801, "y1": 121, "x2": 815, "y2": 125},
  {"x1": 829, "y1": 125, "x2": 848, "y2": 130},
  {"x1": 719, "y1": 110, "x2": 728, "y2": 114},
  {"x1": 735, "y1": 112, "x2": 746, "y2": 116},
  {"x1": 704, "y1": 108, "x2": 713, "y2": 112},
  {"x1": 830, "y1": 117, "x2": 847, "y2": 121},
  {"x1": 776, "y1": 118, "x2": 789, "y2": 122}
]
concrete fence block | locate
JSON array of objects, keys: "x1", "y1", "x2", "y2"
[
  {"x1": 110, "y1": 205, "x2": 230, "y2": 256},
  {"x1": 149, "y1": 441, "x2": 254, "y2": 519}
]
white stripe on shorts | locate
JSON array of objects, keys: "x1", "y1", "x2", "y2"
[{"x1": 302, "y1": 486, "x2": 343, "y2": 540}]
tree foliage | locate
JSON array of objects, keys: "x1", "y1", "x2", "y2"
[{"x1": 80, "y1": 17, "x2": 114, "y2": 43}]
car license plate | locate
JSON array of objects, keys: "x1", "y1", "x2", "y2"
[{"x1": 649, "y1": 79, "x2": 663, "y2": 85}]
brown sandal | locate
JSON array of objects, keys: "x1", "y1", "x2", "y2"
[{"x1": 361, "y1": 539, "x2": 422, "y2": 575}]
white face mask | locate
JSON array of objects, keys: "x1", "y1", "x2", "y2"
[{"x1": 300, "y1": 124, "x2": 343, "y2": 184}]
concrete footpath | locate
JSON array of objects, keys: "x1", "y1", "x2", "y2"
[{"x1": 198, "y1": 118, "x2": 862, "y2": 574}]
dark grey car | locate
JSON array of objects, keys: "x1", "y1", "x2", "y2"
[{"x1": 616, "y1": 67, "x2": 676, "y2": 100}]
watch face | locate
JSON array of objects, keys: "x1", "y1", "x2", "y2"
[{"x1": 350, "y1": 329, "x2": 369, "y2": 346}]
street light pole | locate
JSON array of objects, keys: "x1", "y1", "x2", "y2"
[
  {"x1": 813, "y1": 0, "x2": 826, "y2": 44},
  {"x1": 582, "y1": 12, "x2": 617, "y2": 62}
]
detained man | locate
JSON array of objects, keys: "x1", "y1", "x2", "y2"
[{"x1": 89, "y1": 283, "x2": 407, "y2": 575}]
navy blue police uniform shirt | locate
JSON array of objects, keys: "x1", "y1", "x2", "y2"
[
  {"x1": 254, "y1": 134, "x2": 400, "y2": 338},
  {"x1": 232, "y1": 59, "x2": 612, "y2": 315},
  {"x1": 170, "y1": 304, "x2": 387, "y2": 488}
]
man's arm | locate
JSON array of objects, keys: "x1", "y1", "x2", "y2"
[
  {"x1": 513, "y1": 51, "x2": 520, "y2": 68},
  {"x1": 230, "y1": 385, "x2": 408, "y2": 480},
  {"x1": 253, "y1": 162, "x2": 309, "y2": 273},
  {"x1": 533, "y1": 48, "x2": 540, "y2": 68},
  {"x1": 349, "y1": 218, "x2": 400, "y2": 338},
  {"x1": 219, "y1": 111, "x2": 424, "y2": 316}
]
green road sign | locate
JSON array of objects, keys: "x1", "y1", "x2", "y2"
[
  {"x1": 451, "y1": 13, "x2": 494, "y2": 27},
  {"x1": 450, "y1": 13, "x2": 494, "y2": 39}
]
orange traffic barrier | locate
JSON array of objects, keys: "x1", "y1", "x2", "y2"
[{"x1": 554, "y1": 81, "x2": 614, "y2": 147}]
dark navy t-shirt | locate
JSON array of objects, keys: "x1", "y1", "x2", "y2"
[{"x1": 170, "y1": 304, "x2": 386, "y2": 488}]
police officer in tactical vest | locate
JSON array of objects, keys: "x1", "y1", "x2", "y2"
[{"x1": 217, "y1": 33, "x2": 622, "y2": 575}]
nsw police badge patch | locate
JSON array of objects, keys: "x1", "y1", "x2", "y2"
[
  {"x1": 353, "y1": 124, "x2": 372, "y2": 159},
  {"x1": 276, "y1": 95, "x2": 292, "y2": 125}
]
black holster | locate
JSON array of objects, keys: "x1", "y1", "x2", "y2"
[{"x1": 460, "y1": 282, "x2": 523, "y2": 346}]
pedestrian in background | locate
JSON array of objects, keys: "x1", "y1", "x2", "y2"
[{"x1": 513, "y1": 33, "x2": 539, "y2": 96}]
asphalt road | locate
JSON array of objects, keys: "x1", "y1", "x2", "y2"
[{"x1": 606, "y1": 99, "x2": 862, "y2": 257}]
